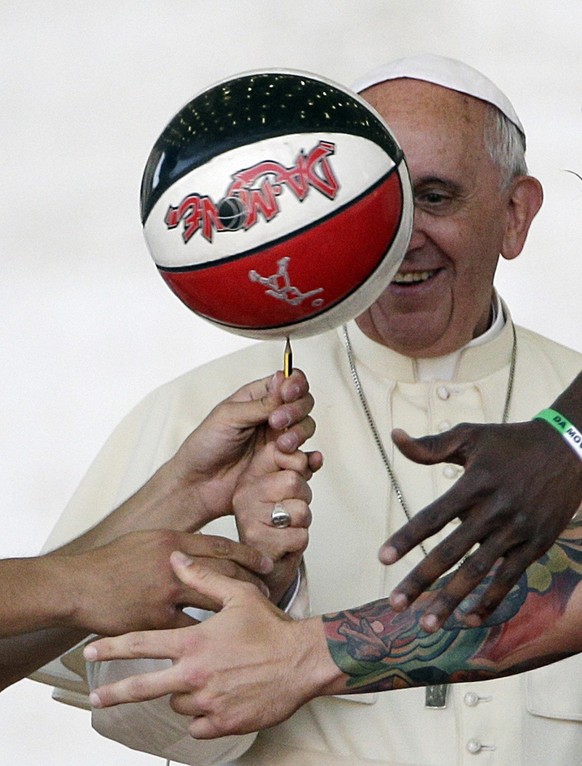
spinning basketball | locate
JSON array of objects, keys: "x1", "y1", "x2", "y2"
[{"x1": 141, "y1": 70, "x2": 412, "y2": 339}]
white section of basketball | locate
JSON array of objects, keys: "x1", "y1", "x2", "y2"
[{"x1": 143, "y1": 132, "x2": 396, "y2": 269}]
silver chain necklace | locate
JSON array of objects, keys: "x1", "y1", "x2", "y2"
[{"x1": 341, "y1": 322, "x2": 517, "y2": 708}]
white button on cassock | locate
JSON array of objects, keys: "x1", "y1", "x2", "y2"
[
  {"x1": 437, "y1": 386, "x2": 450, "y2": 400},
  {"x1": 466, "y1": 738, "x2": 495, "y2": 754},
  {"x1": 464, "y1": 691, "x2": 492, "y2": 707},
  {"x1": 466, "y1": 739, "x2": 482, "y2": 754},
  {"x1": 464, "y1": 692, "x2": 480, "y2": 707}
]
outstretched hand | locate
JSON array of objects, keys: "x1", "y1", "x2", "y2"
[
  {"x1": 380, "y1": 421, "x2": 582, "y2": 631},
  {"x1": 85, "y1": 553, "x2": 332, "y2": 736}
]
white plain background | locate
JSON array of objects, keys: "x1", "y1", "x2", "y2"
[{"x1": 1, "y1": 2, "x2": 581, "y2": 763}]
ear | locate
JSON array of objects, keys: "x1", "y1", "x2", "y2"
[{"x1": 500, "y1": 175, "x2": 543, "y2": 260}]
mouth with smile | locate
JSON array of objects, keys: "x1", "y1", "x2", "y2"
[{"x1": 390, "y1": 268, "x2": 444, "y2": 287}]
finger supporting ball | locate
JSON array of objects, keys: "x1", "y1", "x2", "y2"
[{"x1": 141, "y1": 69, "x2": 413, "y2": 340}]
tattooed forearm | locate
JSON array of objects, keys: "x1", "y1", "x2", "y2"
[{"x1": 323, "y1": 534, "x2": 582, "y2": 693}]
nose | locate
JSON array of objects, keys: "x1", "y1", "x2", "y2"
[{"x1": 407, "y1": 207, "x2": 428, "y2": 251}]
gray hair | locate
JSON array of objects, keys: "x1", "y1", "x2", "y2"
[{"x1": 483, "y1": 104, "x2": 528, "y2": 188}]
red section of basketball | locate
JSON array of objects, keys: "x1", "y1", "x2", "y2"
[{"x1": 160, "y1": 170, "x2": 403, "y2": 330}]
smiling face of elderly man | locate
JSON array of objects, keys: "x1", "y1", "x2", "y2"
[{"x1": 356, "y1": 77, "x2": 543, "y2": 359}]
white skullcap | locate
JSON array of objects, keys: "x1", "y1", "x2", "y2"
[{"x1": 352, "y1": 53, "x2": 525, "y2": 137}]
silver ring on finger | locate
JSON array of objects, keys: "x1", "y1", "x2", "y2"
[{"x1": 271, "y1": 502, "x2": 291, "y2": 529}]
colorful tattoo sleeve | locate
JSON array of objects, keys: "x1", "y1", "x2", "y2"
[{"x1": 323, "y1": 525, "x2": 582, "y2": 693}]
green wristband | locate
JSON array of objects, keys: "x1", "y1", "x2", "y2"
[{"x1": 533, "y1": 408, "x2": 582, "y2": 461}]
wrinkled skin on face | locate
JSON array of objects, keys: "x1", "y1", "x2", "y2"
[{"x1": 357, "y1": 79, "x2": 542, "y2": 358}]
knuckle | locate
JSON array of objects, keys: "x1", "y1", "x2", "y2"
[
  {"x1": 295, "y1": 450, "x2": 310, "y2": 472},
  {"x1": 235, "y1": 525, "x2": 261, "y2": 548},
  {"x1": 460, "y1": 554, "x2": 491, "y2": 579},
  {"x1": 126, "y1": 632, "x2": 149, "y2": 656},
  {"x1": 154, "y1": 529, "x2": 179, "y2": 549},
  {"x1": 283, "y1": 471, "x2": 305, "y2": 495},
  {"x1": 208, "y1": 536, "x2": 235, "y2": 558},
  {"x1": 395, "y1": 514, "x2": 444, "y2": 548},
  {"x1": 170, "y1": 691, "x2": 194, "y2": 715},
  {"x1": 492, "y1": 562, "x2": 523, "y2": 587},
  {"x1": 126, "y1": 674, "x2": 151, "y2": 701},
  {"x1": 434, "y1": 539, "x2": 464, "y2": 567},
  {"x1": 181, "y1": 665, "x2": 208, "y2": 691},
  {"x1": 464, "y1": 466, "x2": 494, "y2": 492},
  {"x1": 510, "y1": 511, "x2": 531, "y2": 535},
  {"x1": 301, "y1": 504, "x2": 313, "y2": 528},
  {"x1": 399, "y1": 571, "x2": 429, "y2": 598},
  {"x1": 275, "y1": 531, "x2": 308, "y2": 556},
  {"x1": 471, "y1": 596, "x2": 500, "y2": 619},
  {"x1": 432, "y1": 589, "x2": 460, "y2": 614},
  {"x1": 293, "y1": 531, "x2": 309, "y2": 553}
]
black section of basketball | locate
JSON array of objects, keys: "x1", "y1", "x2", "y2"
[
  {"x1": 217, "y1": 196, "x2": 246, "y2": 230},
  {"x1": 140, "y1": 71, "x2": 402, "y2": 223}
]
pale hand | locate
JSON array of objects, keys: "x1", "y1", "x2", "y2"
[
  {"x1": 85, "y1": 553, "x2": 336, "y2": 736},
  {"x1": 169, "y1": 369, "x2": 318, "y2": 524},
  {"x1": 233, "y1": 442, "x2": 322, "y2": 604}
]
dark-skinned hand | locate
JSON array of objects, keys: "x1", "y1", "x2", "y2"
[{"x1": 379, "y1": 420, "x2": 582, "y2": 632}]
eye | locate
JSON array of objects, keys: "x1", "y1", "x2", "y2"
[
  {"x1": 414, "y1": 185, "x2": 459, "y2": 215},
  {"x1": 419, "y1": 191, "x2": 447, "y2": 205}
]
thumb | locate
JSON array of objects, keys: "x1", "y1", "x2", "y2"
[
  {"x1": 200, "y1": 374, "x2": 284, "y2": 437},
  {"x1": 170, "y1": 552, "x2": 249, "y2": 610},
  {"x1": 391, "y1": 427, "x2": 466, "y2": 466}
]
